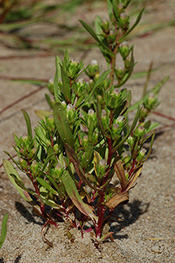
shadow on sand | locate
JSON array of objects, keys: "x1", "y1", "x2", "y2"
[
  {"x1": 0, "y1": 255, "x2": 21, "y2": 263},
  {"x1": 109, "y1": 199, "x2": 150, "y2": 240},
  {"x1": 15, "y1": 198, "x2": 149, "y2": 243}
]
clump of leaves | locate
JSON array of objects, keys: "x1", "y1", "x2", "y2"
[{"x1": 4, "y1": 0, "x2": 168, "y2": 246}]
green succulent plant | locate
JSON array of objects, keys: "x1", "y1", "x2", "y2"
[{"x1": 4, "y1": 0, "x2": 168, "y2": 246}]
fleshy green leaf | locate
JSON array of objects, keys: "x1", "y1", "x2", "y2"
[
  {"x1": 0, "y1": 214, "x2": 8, "y2": 249},
  {"x1": 94, "y1": 150, "x2": 101, "y2": 177},
  {"x1": 35, "y1": 110, "x2": 52, "y2": 120},
  {"x1": 65, "y1": 143, "x2": 97, "y2": 190},
  {"x1": 95, "y1": 16, "x2": 103, "y2": 36},
  {"x1": 60, "y1": 65, "x2": 71, "y2": 103},
  {"x1": 45, "y1": 94, "x2": 54, "y2": 109},
  {"x1": 107, "y1": 0, "x2": 113, "y2": 18},
  {"x1": 79, "y1": 20, "x2": 113, "y2": 55},
  {"x1": 63, "y1": 49, "x2": 69, "y2": 67},
  {"x1": 112, "y1": 0, "x2": 120, "y2": 20},
  {"x1": 34, "y1": 125, "x2": 50, "y2": 147},
  {"x1": 21, "y1": 110, "x2": 33, "y2": 141},
  {"x1": 36, "y1": 178, "x2": 58, "y2": 196},
  {"x1": 62, "y1": 170, "x2": 97, "y2": 221},
  {"x1": 146, "y1": 122, "x2": 159, "y2": 133},
  {"x1": 38, "y1": 196, "x2": 62, "y2": 209},
  {"x1": 82, "y1": 144, "x2": 94, "y2": 170},
  {"x1": 3, "y1": 160, "x2": 33, "y2": 203},
  {"x1": 39, "y1": 151, "x2": 57, "y2": 175},
  {"x1": 94, "y1": 70, "x2": 111, "y2": 89},
  {"x1": 151, "y1": 76, "x2": 169, "y2": 95},
  {"x1": 53, "y1": 102, "x2": 74, "y2": 149},
  {"x1": 54, "y1": 56, "x2": 62, "y2": 102}
]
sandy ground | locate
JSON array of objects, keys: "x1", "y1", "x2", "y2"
[{"x1": 0, "y1": 1, "x2": 175, "y2": 262}]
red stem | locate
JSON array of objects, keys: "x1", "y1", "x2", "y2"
[
  {"x1": 27, "y1": 166, "x2": 47, "y2": 220},
  {"x1": 96, "y1": 192, "x2": 105, "y2": 238},
  {"x1": 129, "y1": 159, "x2": 137, "y2": 178}
]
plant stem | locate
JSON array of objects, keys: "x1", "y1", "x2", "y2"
[
  {"x1": 96, "y1": 192, "x2": 105, "y2": 238},
  {"x1": 26, "y1": 166, "x2": 48, "y2": 220},
  {"x1": 129, "y1": 159, "x2": 137, "y2": 178},
  {"x1": 107, "y1": 137, "x2": 112, "y2": 163}
]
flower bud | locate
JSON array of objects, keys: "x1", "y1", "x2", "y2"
[
  {"x1": 124, "y1": 53, "x2": 132, "y2": 68},
  {"x1": 101, "y1": 109, "x2": 109, "y2": 130},
  {"x1": 115, "y1": 65, "x2": 125, "y2": 81},
  {"x1": 97, "y1": 95, "x2": 103, "y2": 105},
  {"x1": 67, "y1": 60, "x2": 80, "y2": 79},
  {"x1": 119, "y1": 41, "x2": 130, "y2": 59},
  {"x1": 101, "y1": 19, "x2": 110, "y2": 34},
  {"x1": 88, "y1": 79, "x2": 94, "y2": 91},
  {"x1": 112, "y1": 88, "x2": 120, "y2": 96},
  {"x1": 66, "y1": 104, "x2": 75, "y2": 123},
  {"x1": 116, "y1": 116, "x2": 125, "y2": 125},
  {"x1": 96, "y1": 159, "x2": 107, "y2": 179},
  {"x1": 53, "y1": 143, "x2": 59, "y2": 154},
  {"x1": 94, "y1": 73, "x2": 100, "y2": 81},
  {"x1": 127, "y1": 136, "x2": 134, "y2": 146},
  {"x1": 82, "y1": 135, "x2": 88, "y2": 148},
  {"x1": 112, "y1": 116, "x2": 125, "y2": 139},
  {"x1": 135, "y1": 124, "x2": 145, "y2": 137},
  {"x1": 120, "y1": 12, "x2": 130, "y2": 30},
  {"x1": 22, "y1": 135, "x2": 29, "y2": 144},
  {"x1": 88, "y1": 109, "x2": 95, "y2": 115},
  {"x1": 136, "y1": 148, "x2": 147, "y2": 162},
  {"x1": 118, "y1": 3, "x2": 124, "y2": 13},
  {"x1": 31, "y1": 147, "x2": 37, "y2": 155},
  {"x1": 19, "y1": 158, "x2": 28, "y2": 170},
  {"x1": 74, "y1": 78, "x2": 87, "y2": 97},
  {"x1": 107, "y1": 30, "x2": 116, "y2": 44},
  {"x1": 80, "y1": 124, "x2": 89, "y2": 133},
  {"x1": 111, "y1": 123, "x2": 119, "y2": 139},
  {"x1": 30, "y1": 160, "x2": 40, "y2": 177},
  {"x1": 86, "y1": 60, "x2": 99, "y2": 79},
  {"x1": 113, "y1": 123, "x2": 119, "y2": 130},
  {"x1": 144, "y1": 93, "x2": 158, "y2": 110},
  {"x1": 88, "y1": 109, "x2": 97, "y2": 128},
  {"x1": 140, "y1": 107, "x2": 148, "y2": 122}
]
